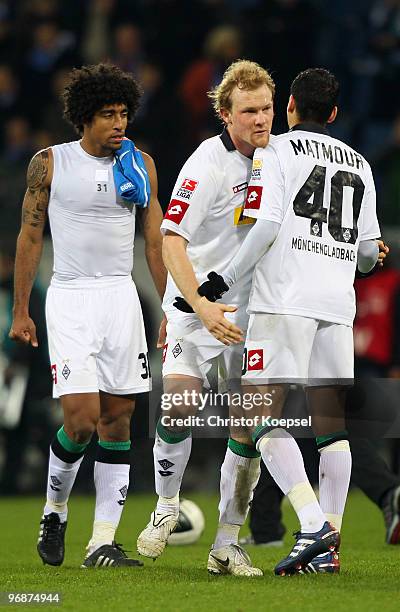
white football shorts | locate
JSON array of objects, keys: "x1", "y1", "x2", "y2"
[
  {"x1": 46, "y1": 275, "x2": 151, "y2": 398},
  {"x1": 242, "y1": 313, "x2": 354, "y2": 385},
  {"x1": 162, "y1": 308, "x2": 248, "y2": 388}
]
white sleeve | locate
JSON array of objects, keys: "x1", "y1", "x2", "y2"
[
  {"x1": 243, "y1": 145, "x2": 285, "y2": 223},
  {"x1": 161, "y1": 151, "x2": 219, "y2": 242},
  {"x1": 224, "y1": 219, "x2": 280, "y2": 287},
  {"x1": 357, "y1": 239, "x2": 379, "y2": 273},
  {"x1": 359, "y1": 165, "x2": 381, "y2": 241}
]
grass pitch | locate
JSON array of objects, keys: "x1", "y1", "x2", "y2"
[{"x1": 0, "y1": 491, "x2": 399, "y2": 611}]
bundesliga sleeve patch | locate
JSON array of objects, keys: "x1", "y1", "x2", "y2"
[
  {"x1": 175, "y1": 178, "x2": 199, "y2": 200},
  {"x1": 164, "y1": 199, "x2": 190, "y2": 224},
  {"x1": 181, "y1": 178, "x2": 198, "y2": 191},
  {"x1": 245, "y1": 186, "x2": 263, "y2": 210}
]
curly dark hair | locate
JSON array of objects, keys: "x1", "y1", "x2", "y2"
[{"x1": 62, "y1": 63, "x2": 142, "y2": 134}]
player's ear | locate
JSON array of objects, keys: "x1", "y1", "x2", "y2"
[
  {"x1": 327, "y1": 106, "x2": 338, "y2": 124},
  {"x1": 220, "y1": 108, "x2": 231, "y2": 125},
  {"x1": 287, "y1": 95, "x2": 296, "y2": 115}
]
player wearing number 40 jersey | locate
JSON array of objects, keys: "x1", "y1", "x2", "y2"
[{"x1": 202, "y1": 68, "x2": 386, "y2": 575}]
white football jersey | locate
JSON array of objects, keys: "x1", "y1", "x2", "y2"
[
  {"x1": 243, "y1": 124, "x2": 380, "y2": 326},
  {"x1": 161, "y1": 130, "x2": 260, "y2": 312},
  {"x1": 49, "y1": 141, "x2": 136, "y2": 281}
]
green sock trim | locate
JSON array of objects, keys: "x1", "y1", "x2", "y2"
[
  {"x1": 316, "y1": 430, "x2": 348, "y2": 448},
  {"x1": 228, "y1": 438, "x2": 260, "y2": 458},
  {"x1": 98, "y1": 440, "x2": 131, "y2": 451},
  {"x1": 57, "y1": 426, "x2": 90, "y2": 454},
  {"x1": 252, "y1": 423, "x2": 267, "y2": 444},
  {"x1": 156, "y1": 419, "x2": 191, "y2": 444}
]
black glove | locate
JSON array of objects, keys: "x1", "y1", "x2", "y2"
[
  {"x1": 172, "y1": 271, "x2": 229, "y2": 313},
  {"x1": 197, "y1": 271, "x2": 229, "y2": 302},
  {"x1": 173, "y1": 297, "x2": 194, "y2": 313}
]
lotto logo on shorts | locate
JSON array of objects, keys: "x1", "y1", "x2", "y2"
[
  {"x1": 247, "y1": 349, "x2": 264, "y2": 370},
  {"x1": 162, "y1": 343, "x2": 168, "y2": 363},
  {"x1": 51, "y1": 364, "x2": 57, "y2": 384},
  {"x1": 245, "y1": 186, "x2": 263, "y2": 210},
  {"x1": 181, "y1": 178, "x2": 198, "y2": 191},
  {"x1": 164, "y1": 199, "x2": 189, "y2": 224}
]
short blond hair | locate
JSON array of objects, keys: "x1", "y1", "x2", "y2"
[{"x1": 208, "y1": 59, "x2": 275, "y2": 116}]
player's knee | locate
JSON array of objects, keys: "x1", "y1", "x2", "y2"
[
  {"x1": 66, "y1": 421, "x2": 96, "y2": 444},
  {"x1": 97, "y1": 410, "x2": 132, "y2": 440}
]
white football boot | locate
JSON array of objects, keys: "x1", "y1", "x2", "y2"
[
  {"x1": 137, "y1": 510, "x2": 178, "y2": 559},
  {"x1": 207, "y1": 543, "x2": 263, "y2": 576}
]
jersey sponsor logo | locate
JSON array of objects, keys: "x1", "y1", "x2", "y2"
[
  {"x1": 245, "y1": 186, "x2": 263, "y2": 210},
  {"x1": 247, "y1": 349, "x2": 264, "y2": 371},
  {"x1": 51, "y1": 364, "x2": 57, "y2": 384},
  {"x1": 164, "y1": 199, "x2": 189, "y2": 224},
  {"x1": 162, "y1": 343, "x2": 168, "y2": 363},
  {"x1": 234, "y1": 204, "x2": 256, "y2": 226},
  {"x1": 232, "y1": 182, "x2": 248, "y2": 194}
]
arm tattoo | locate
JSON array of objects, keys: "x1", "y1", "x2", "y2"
[
  {"x1": 22, "y1": 151, "x2": 50, "y2": 228},
  {"x1": 27, "y1": 150, "x2": 49, "y2": 190}
]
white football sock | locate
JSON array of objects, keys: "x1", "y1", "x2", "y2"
[
  {"x1": 43, "y1": 447, "x2": 84, "y2": 522},
  {"x1": 87, "y1": 461, "x2": 130, "y2": 553},
  {"x1": 258, "y1": 428, "x2": 326, "y2": 533},
  {"x1": 319, "y1": 440, "x2": 352, "y2": 532},
  {"x1": 153, "y1": 432, "x2": 192, "y2": 503},
  {"x1": 214, "y1": 448, "x2": 261, "y2": 549},
  {"x1": 156, "y1": 493, "x2": 180, "y2": 516}
]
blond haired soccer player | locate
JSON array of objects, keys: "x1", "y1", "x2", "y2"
[
  {"x1": 9, "y1": 64, "x2": 166, "y2": 568},
  {"x1": 137, "y1": 60, "x2": 274, "y2": 576}
]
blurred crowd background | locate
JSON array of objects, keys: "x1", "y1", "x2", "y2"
[{"x1": 1, "y1": 0, "x2": 400, "y2": 495}]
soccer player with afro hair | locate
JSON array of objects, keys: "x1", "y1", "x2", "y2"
[{"x1": 9, "y1": 63, "x2": 167, "y2": 568}]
